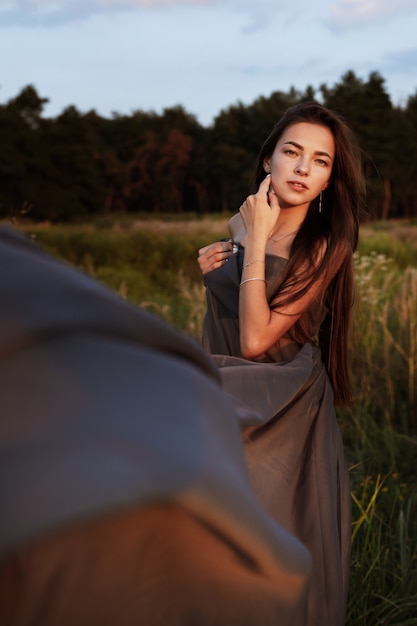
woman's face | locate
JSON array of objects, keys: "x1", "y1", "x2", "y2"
[{"x1": 264, "y1": 122, "x2": 335, "y2": 211}]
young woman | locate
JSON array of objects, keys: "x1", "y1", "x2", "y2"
[{"x1": 198, "y1": 102, "x2": 365, "y2": 626}]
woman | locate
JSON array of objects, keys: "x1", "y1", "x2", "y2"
[{"x1": 198, "y1": 102, "x2": 364, "y2": 626}]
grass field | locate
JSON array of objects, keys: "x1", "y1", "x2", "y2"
[{"x1": 8, "y1": 215, "x2": 417, "y2": 625}]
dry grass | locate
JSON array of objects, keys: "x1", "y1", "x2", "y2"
[{"x1": 114, "y1": 217, "x2": 230, "y2": 236}]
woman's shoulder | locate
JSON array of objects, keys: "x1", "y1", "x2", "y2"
[{"x1": 228, "y1": 213, "x2": 246, "y2": 244}]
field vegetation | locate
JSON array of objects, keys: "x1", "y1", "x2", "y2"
[{"x1": 11, "y1": 215, "x2": 417, "y2": 625}]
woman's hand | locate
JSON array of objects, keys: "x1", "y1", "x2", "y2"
[
  {"x1": 239, "y1": 175, "x2": 280, "y2": 241},
  {"x1": 198, "y1": 241, "x2": 234, "y2": 276}
]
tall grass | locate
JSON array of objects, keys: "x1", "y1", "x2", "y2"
[
  {"x1": 348, "y1": 252, "x2": 417, "y2": 434},
  {"x1": 13, "y1": 217, "x2": 417, "y2": 625},
  {"x1": 340, "y1": 230, "x2": 417, "y2": 625},
  {"x1": 347, "y1": 475, "x2": 417, "y2": 625},
  {"x1": 24, "y1": 223, "x2": 214, "y2": 330}
]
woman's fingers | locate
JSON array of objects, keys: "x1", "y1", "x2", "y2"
[
  {"x1": 268, "y1": 186, "x2": 280, "y2": 210},
  {"x1": 197, "y1": 241, "x2": 234, "y2": 275},
  {"x1": 258, "y1": 173, "x2": 271, "y2": 197}
]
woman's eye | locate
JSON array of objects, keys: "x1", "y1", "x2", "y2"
[
  {"x1": 285, "y1": 149, "x2": 297, "y2": 156},
  {"x1": 316, "y1": 159, "x2": 328, "y2": 166}
]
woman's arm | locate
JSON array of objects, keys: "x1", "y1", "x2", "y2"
[
  {"x1": 238, "y1": 177, "x2": 326, "y2": 359},
  {"x1": 197, "y1": 211, "x2": 246, "y2": 276},
  {"x1": 239, "y1": 273, "x2": 326, "y2": 359}
]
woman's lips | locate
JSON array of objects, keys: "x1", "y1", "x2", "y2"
[{"x1": 287, "y1": 180, "x2": 309, "y2": 191}]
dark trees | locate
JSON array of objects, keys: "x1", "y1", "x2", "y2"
[
  {"x1": 1, "y1": 74, "x2": 416, "y2": 222},
  {"x1": 321, "y1": 71, "x2": 396, "y2": 220}
]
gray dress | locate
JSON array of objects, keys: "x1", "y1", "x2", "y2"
[{"x1": 202, "y1": 246, "x2": 351, "y2": 626}]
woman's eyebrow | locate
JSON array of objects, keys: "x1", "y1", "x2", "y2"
[{"x1": 283, "y1": 140, "x2": 333, "y2": 161}]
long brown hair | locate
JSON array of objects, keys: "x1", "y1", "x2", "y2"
[{"x1": 253, "y1": 102, "x2": 365, "y2": 405}]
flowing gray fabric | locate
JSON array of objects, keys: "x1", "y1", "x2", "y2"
[
  {"x1": 202, "y1": 247, "x2": 352, "y2": 626},
  {"x1": 0, "y1": 226, "x2": 312, "y2": 625}
]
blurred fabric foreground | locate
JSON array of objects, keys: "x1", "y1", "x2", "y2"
[{"x1": 0, "y1": 226, "x2": 311, "y2": 626}]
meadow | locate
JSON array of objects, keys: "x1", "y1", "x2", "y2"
[{"x1": 13, "y1": 215, "x2": 417, "y2": 625}]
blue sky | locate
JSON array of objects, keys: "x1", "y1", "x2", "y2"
[{"x1": 1, "y1": 0, "x2": 417, "y2": 125}]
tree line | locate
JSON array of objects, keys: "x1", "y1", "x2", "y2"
[{"x1": 1, "y1": 70, "x2": 416, "y2": 222}]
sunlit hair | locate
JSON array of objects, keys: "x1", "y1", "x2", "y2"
[{"x1": 253, "y1": 102, "x2": 365, "y2": 405}]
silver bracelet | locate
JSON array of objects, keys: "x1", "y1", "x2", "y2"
[
  {"x1": 240, "y1": 277, "x2": 266, "y2": 287},
  {"x1": 242, "y1": 259, "x2": 265, "y2": 270}
]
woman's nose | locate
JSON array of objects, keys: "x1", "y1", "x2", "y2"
[{"x1": 295, "y1": 160, "x2": 309, "y2": 175}]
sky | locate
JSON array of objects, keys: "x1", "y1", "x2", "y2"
[{"x1": 1, "y1": 0, "x2": 417, "y2": 126}]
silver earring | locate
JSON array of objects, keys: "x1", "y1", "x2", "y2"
[{"x1": 319, "y1": 191, "x2": 323, "y2": 213}]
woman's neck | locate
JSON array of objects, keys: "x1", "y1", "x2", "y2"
[{"x1": 270, "y1": 207, "x2": 307, "y2": 240}]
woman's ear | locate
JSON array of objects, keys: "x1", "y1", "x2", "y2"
[
  {"x1": 263, "y1": 158, "x2": 271, "y2": 174},
  {"x1": 322, "y1": 180, "x2": 330, "y2": 191}
]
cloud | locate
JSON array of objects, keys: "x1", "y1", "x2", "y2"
[
  {"x1": 0, "y1": 0, "x2": 292, "y2": 29},
  {"x1": 0, "y1": 0, "x2": 215, "y2": 26},
  {"x1": 2, "y1": 0, "x2": 211, "y2": 8},
  {"x1": 327, "y1": 0, "x2": 417, "y2": 31}
]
